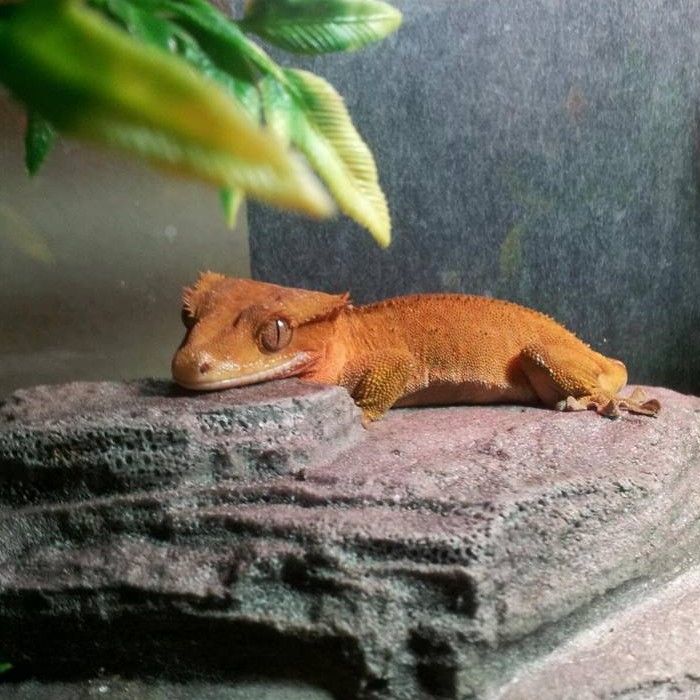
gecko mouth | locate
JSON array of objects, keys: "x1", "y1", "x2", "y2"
[{"x1": 173, "y1": 352, "x2": 313, "y2": 392}]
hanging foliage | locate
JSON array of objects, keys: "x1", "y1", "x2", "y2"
[{"x1": 0, "y1": 0, "x2": 401, "y2": 246}]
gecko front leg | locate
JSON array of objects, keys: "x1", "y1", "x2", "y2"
[{"x1": 339, "y1": 351, "x2": 415, "y2": 425}]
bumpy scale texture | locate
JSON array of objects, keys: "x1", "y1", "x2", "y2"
[{"x1": 172, "y1": 274, "x2": 660, "y2": 422}]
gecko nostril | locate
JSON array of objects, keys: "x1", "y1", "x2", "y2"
[{"x1": 199, "y1": 361, "x2": 211, "y2": 374}]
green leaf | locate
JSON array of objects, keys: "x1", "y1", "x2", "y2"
[
  {"x1": 173, "y1": 25, "x2": 261, "y2": 121},
  {"x1": 262, "y1": 69, "x2": 390, "y2": 247},
  {"x1": 220, "y1": 187, "x2": 244, "y2": 227},
  {"x1": 241, "y1": 0, "x2": 402, "y2": 54},
  {"x1": 0, "y1": 662, "x2": 11, "y2": 674},
  {"x1": 90, "y1": 0, "x2": 179, "y2": 47},
  {"x1": 0, "y1": 0, "x2": 333, "y2": 217},
  {"x1": 92, "y1": 0, "x2": 261, "y2": 120},
  {"x1": 128, "y1": 0, "x2": 286, "y2": 82},
  {"x1": 259, "y1": 73, "x2": 294, "y2": 146},
  {"x1": 24, "y1": 111, "x2": 56, "y2": 175}
]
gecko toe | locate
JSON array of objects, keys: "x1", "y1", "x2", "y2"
[
  {"x1": 597, "y1": 399, "x2": 621, "y2": 419},
  {"x1": 560, "y1": 396, "x2": 588, "y2": 412},
  {"x1": 626, "y1": 398, "x2": 661, "y2": 417}
]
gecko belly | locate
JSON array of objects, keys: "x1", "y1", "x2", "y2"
[{"x1": 394, "y1": 380, "x2": 539, "y2": 408}]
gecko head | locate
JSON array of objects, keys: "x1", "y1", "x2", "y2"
[{"x1": 171, "y1": 272, "x2": 349, "y2": 391}]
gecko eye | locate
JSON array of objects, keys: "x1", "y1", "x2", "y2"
[
  {"x1": 181, "y1": 307, "x2": 195, "y2": 329},
  {"x1": 258, "y1": 318, "x2": 292, "y2": 352}
]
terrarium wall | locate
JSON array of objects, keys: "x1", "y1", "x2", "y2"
[
  {"x1": 0, "y1": 97, "x2": 250, "y2": 399},
  {"x1": 250, "y1": 0, "x2": 700, "y2": 395},
  {"x1": 2, "y1": 1, "x2": 700, "y2": 399}
]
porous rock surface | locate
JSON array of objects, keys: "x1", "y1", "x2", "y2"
[
  {"x1": 493, "y1": 565, "x2": 700, "y2": 699},
  {"x1": 0, "y1": 380, "x2": 699, "y2": 699}
]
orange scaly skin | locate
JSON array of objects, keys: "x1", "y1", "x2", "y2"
[{"x1": 172, "y1": 273, "x2": 661, "y2": 423}]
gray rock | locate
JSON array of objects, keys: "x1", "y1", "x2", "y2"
[
  {"x1": 0, "y1": 379, "x2": 363, "y2": 503},
  {"x1": 490, "y1": 566, "x2": 700, "y2": 700},
  {"x1": 1, "y1": 380, "x2": 699, "y2": 699},
  {"x1": 0, "y1": 678, "x2": 332, "y2": 700}
]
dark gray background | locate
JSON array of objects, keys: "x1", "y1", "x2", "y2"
[{"x1": 250, "y1": 1, "x2": 700, "y2": 394}]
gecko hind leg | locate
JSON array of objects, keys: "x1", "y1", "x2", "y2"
[{"x1": 519, "y1": 344, "x2": 660, "y2": 418}]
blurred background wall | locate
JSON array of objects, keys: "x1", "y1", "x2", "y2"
[
  {"x1": 2, "y1": 0, "x2": 700, "y2": 397},
  {"x1": 0, "y1": 97, "x2": 249, "y2": 398},
  {"x1": 250, "y1": 0, "x2": 700, "y2": 395}
]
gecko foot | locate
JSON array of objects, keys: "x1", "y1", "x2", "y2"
[
  {"x1": 557, "y1": 388, "x2": 660, "y2": 419},
  {"x1": 359, "y1": 407, "x2": 383, "y2": 428},
  {"x1": 621, "y1": 387, "x2": 661, "y2": 416}
]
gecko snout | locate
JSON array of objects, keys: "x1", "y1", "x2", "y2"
[
  {"x1": 172, "y1": 347, "x2": 215, "y2": 387},
  {"x1": 172, "y1": 345, "x2": 249, "y2": 391}
]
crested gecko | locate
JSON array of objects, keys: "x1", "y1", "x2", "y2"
[{"x1": 172, "y1": 273, "x2": 660, "y2": 423}]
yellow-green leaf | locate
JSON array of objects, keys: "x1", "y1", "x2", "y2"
[
  {"x1": 242, "y1": 0, "x2": 402, "y2": 55},
  {"x1": 263, "y1": 69, "x2": 391, "y2": 247},
  {"x1": 0, "y1": 202, "x2": 55, "y2": 265},
  {"x1": 220, "y1": 187, "x2": 244, "y2": 227},
  {"x1": 92, "y1": 0, "x2": 263, "y2": 121},
  {"x1": 0, "y1": 0, "x2": 333, "y2": 218}
]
